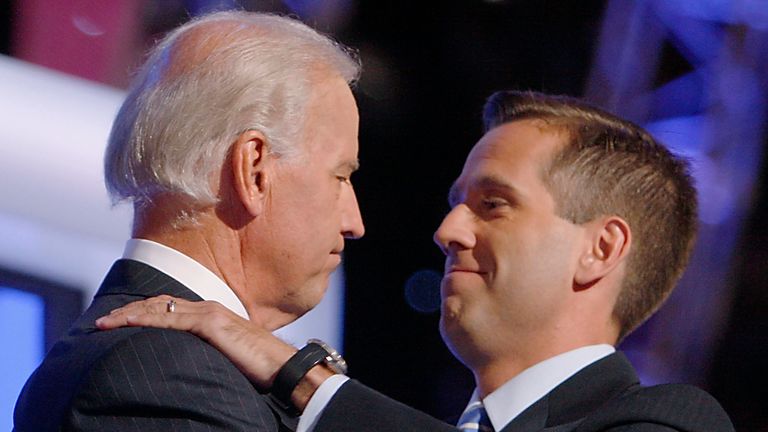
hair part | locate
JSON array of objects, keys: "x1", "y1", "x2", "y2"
[
  {"x1": 104, "y1": 11, "x2": 360, "y2": 212},
  {"x1": 483, "y1": 91, "x2": 698, "y2": 341}
]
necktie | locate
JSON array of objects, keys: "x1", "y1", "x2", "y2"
[{"x1": 457, "y1": 401, "x2": 494, "y2": 432}]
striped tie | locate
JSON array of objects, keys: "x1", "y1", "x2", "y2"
[{"x1": 457, "y1": 401, "x2": 493, "y2": 432}]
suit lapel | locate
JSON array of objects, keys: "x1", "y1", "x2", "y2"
[
  {"x1": 499, "y1": 396, "x2": 549, "y2": 431},
  {"x1": 499, "y1": 352, "x2": 640, "y2": 432},
  {"x1": 94, "y1": 259, "x2": 203, "y2": 301}
]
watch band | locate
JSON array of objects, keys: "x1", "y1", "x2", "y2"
[{"x1": 270, "y1": 342, "x2": 330, "y2": 415}]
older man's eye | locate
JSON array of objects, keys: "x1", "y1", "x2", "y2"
[{"x1": 336, "y1": 176, "x2": 351, "y2": 184}]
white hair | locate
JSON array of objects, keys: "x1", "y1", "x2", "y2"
[{"x1": 104, "y1": 11, "x2": 360, "y2": 208}]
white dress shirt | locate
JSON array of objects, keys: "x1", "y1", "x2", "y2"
[
  {"x1": 466, "y1": 344, "x2": 616, "y2": 431},
  {"x1": 121, "y1": 238, "x2": 345, "y2": 431},
  {"x1": 123, "y1": 238, "x2": 249, "y2": 319}
]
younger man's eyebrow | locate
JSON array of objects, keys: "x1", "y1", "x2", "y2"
[
  {"x1": 475, "y1": 175, "x2": 518, "y2": 195},
  {"x1": 447, "y1": 175, "x2": 519, "y2": 207},
  {"x1": 447, "y1": 180, "x2": 462, "y2": 207}
]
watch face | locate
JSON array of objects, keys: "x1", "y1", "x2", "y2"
[{"x1": 308, "y1": 338, "x2": 348, "y2": 375}]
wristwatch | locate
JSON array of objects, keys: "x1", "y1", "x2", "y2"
[{"x1": 270, "y1": 339, "x2": 347, "y2": 415}]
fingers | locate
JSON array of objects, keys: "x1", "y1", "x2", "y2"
[
  {"x1": 111, "y1": 295, "x2": 176, "y2": 316},
  {"x1": 95, "y1": 295, "x2": 213, "y2": 330},
  {"x1": 94, "y1": 312, "x2": 132, "y2": 329},
  {"x1": 125, "y1": 312, "x2": 183, "y2": 329}
]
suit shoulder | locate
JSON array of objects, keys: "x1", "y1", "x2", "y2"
[
  {"x1": 67, "y1": 327, "x2": 281, "y2": 431},
  {"x1": 576, "y1": 383, "x2": 734, "y2": 432},
  {"x1": 85, "y1": 327, "x2": 255, "y2": 392}
]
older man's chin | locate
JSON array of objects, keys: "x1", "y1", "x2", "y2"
[{"x1": 281, "y1": 274, "x2": 335, "y2": 322}]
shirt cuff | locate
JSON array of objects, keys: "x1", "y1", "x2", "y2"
[{"x1": 297, "y1": 374, "x2": 349, "y2": 432}]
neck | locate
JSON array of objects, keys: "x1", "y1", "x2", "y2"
[
  {"x1": 469, "y1": 341, "x2": 560, "y2": 397},
  {"x1": 132, "y1": 204, "x2": 295, "y2": 330}
]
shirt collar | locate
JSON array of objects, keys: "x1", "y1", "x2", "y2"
[
  {"x1": 122, "y1": 238, "x2": 250, "y2": 320},
  {"x1": 467, "y1": 344, "x2": 615, "y2": 431}
]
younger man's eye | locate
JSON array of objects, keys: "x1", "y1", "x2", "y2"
[{"x1": 481, "y1": 198, "x2": 506, "y2": 210}]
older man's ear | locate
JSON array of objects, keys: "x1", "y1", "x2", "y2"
[
  {"x1": 231, "y1": 130, "x2": 271, "y2": 217},
  {"x1": 573, "y1": 216, "x2": 631, "y2": 288}
]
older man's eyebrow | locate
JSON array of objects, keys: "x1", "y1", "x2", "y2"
[{"x1": 336, "y1": 159, "x2": 360, "y2": 174}]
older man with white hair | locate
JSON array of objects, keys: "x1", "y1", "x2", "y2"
[{"x1": 14, "y1": 11, "x2": 363, "y2": 431}]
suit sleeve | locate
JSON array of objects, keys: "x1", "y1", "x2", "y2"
[
  {"x1": 64, "y1": 328, "x2": 287, "y2": 432},
  {"x1": 313, "y1": 379, "x2": 457, "y2": 432}
]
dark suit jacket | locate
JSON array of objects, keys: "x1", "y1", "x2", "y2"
[
  {"x1": 14, "y1": 259, "x2": 297, "y2": 432},
  {"x1": 314, "y1": 352, "x2": 734, "y2": 432}
]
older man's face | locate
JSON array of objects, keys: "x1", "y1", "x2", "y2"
[{"x1": 251, "y1": 73, "x2": 364, "y2": 319}]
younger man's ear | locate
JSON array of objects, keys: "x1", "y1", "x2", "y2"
[
  {"x1": 231, "y1": 129, "x2": 270, "y2": 217},
  {"x1": 574, "y1": 216, "x2": 632, "y2": 288}
]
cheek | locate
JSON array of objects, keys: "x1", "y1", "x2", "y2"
[
  {"x1": 486, "y1": 227, "x2": 571, "y2": 290},
  {"x1": 281, "y1": 183, "x2": 336, "y2": 224},
  {"x1": 481, "y1": 227, "x2": 534, "y2": 277},
  {"x1": 304, "y1": 182, "x2": 340, "y2": 214}
]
